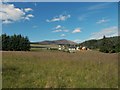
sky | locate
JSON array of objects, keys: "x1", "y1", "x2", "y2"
[{"x1": 1, "y1": 2, "x2": 118, "y2": 43}]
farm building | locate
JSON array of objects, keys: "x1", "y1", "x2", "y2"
[
  {"x1": 58, "y1": 44, "x2": 79, "y2": 52},
  {"x1": 68, "y1": 46, "x2": 76, "y2": 53},
  {"x1": 58, "y1": 44, "x2": 89, "y2": 52},
  {"x1": 58, "y1": 44, "x2": 65, "y2": 50}
]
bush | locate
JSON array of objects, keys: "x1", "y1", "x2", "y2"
[{"x1": 50, "y1": 48, "x2": 58, "y2": 50}]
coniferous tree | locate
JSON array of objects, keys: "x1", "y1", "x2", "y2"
[
  {"x1": 25, "y1": 36, "x2": 30, "y2": 51},
  {"x1": 2, "y1": 34, "x2": 10, "y2": 51},
  {"x1": 1, "y1": 34, "x2": 30, "y2": 51}
]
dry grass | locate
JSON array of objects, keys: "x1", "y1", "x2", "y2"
[
  {"x1": 2, "y1": 50, "x2": 118, "y2": 88},
  {"x1": 30, "y1": 44, "x2": 59, "y2": 48}
]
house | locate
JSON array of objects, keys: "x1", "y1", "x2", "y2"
[
  {"x1": 58, "y1": 44, "x2": 81, "y2": 52},
  {"x1": 68, "y1": 46, "x2": 76, "y2": 53},
  {"x1": 58, "y1": 44, "x2": 76, "y2": 52},
  {"x1": 58, "y1": 44, "x2": 65, "y2": 50},
  {"x1": 58, "y1": 45, "x2": 62, "y2": 50}
]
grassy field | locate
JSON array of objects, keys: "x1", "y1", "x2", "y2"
[
  {"x1": 30, "y1": 44, "x2": 59, "y2": 48},
  {"x1": 2, "y1": 50, "x2": 118, "y2": 88}
]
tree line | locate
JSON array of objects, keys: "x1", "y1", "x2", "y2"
[
  {"x1": 80, "y1": 36, "x2": 120, "y2": 53},
  {"x1": 1, "y1": 34, "x2": 30, "y2": 51}
]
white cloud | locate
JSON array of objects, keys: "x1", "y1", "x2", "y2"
[
  {"x1": 55, "y1": 25, "x2": 62, "y2": 29},
  {"x1": 96, "y1": 18, "x2": 109, "y2": 24},
  {"x1": 46, "y1": 14, "x2": 71, "y2": 22},
  {"x1": 0, "y1": 3, "x2": 34, "y2": 24},
  {"x1": 53, "y1": 29, "x2": 69, "y2": 33},
  {"x1": 72, "y1": 28, "x2": 81, "y2": 33},
  {"x1": 53, "y1": 29, "x2": 62, "y2": 32},
  {"x1": 90, "y1": 26, "x2": 118, "y2": 39},
  {"x1": 53, "y1": 25, "x2": 62, "y2": 32},
  {"x1": 52, "y1": 25, "x2": 69, "y2": 33},
  {"x1": 60, "y1": 34, "x2": 66, "y2": 37},
  {"x1": 25, "y1": 14, "x2": 34, "y2": 20},
  {"x1": 24, "y1": 8, "x2": 33, "y2": 12}
]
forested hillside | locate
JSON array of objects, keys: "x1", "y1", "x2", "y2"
[{"x1": 80, "y1": 36, "x2": 120, "y2": 53}]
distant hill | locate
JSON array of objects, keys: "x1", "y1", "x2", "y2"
[
  {"x1": 31, "y1": 39, "x2": 77, "y2": 45},
  {"x1": 79, "y1": 36, "x2": 120, "y2": 53},
  {"x1": 79, "y1": 36, "x2": 120, "y2": 48}
]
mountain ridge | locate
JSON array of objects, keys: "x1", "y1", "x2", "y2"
[{"x1": 31, "y1": 39, "x2": 77, "y2": 45}]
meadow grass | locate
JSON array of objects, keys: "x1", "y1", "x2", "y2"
[
  {"x1": 30, "y1": 44, "x2": 59, "y2": 48},
  {"x1": 2, "y1": 50, "x2": 118, "y2": 88}
]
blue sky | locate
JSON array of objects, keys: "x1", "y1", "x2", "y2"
[{"x1": 1, "y1": 2, "x2": 118, "y2": 43}]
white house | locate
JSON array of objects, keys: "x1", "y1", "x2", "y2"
[
  {"x1": 58, "y1": 44, "x2": 81, "y2": 52},
  {"x1": 58, "y1": 45, "x2": 62, "y2": 50},
  {"x1": 68, "y1": 46, "x2": 76, "y2": 53},
  {"x1": 58, "y1": 45, "x2": 65, "y2": 50}
]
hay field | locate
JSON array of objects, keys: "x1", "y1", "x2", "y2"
[{"x1": 2, "y1": 50, "x2": 118, "y2": 88}]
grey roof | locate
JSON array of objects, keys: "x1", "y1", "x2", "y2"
[{"x1": 69, "y1": 46, "x2": 76, "y2": 48}]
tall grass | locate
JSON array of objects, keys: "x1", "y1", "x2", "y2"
[{"x1": 2, "y1": 50, "x2": 118, "y2": 88}]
